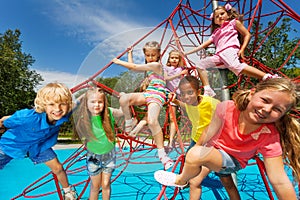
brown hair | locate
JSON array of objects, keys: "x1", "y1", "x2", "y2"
[
  {"x1": 73, "y1": 88, "x2": 114, "y2": 143},
  {"x1": 211, "y1": 5, "x2": 243, "y2": 33},
  {"x1": 233, "y1": 78, "x2": 300, "y2": 180}
]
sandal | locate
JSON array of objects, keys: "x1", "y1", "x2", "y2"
[
  {"x1": 154, "y1": 170, "x2": 188, "y2": 189},
  {"x1": 160, "y1": 156, "x2": 174, "y2": 170}
]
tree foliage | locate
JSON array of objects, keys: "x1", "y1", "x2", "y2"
[
  {"x1": 0, "y1": 29, "x2": 43, "y2": 116},
  {"x1": 249, "y1": 18, "x2": 299, "y2": 78}
]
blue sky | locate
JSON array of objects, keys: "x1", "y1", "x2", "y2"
[
  {"x1": 0, "y1": 0, "x2": 298, "y2": 89},
  {"x1": 0, "y1": 0, "x2": 177, "y2": 88}
]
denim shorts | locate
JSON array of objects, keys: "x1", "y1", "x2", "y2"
[
  {"x1": 186, "y1": 140, "x2": 196, "y2": 153},
  {"x1": 30, "y1": 148, "x2": 57, "y2": 164},
  {"x1": 0, "y1": 148, "x2": 13, "y2": 169},
  {"x1": 215, "y1": 149, "x2": 242, "y2": 177},
  {"x1": 0, "y1": 147, "x2": 56, "y2": 169},
  {"x1": 86, "y1": 149, "x2": 116, "y2": 176}
]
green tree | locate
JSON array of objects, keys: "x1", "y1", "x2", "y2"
[
  {"x1": 0, "y1": 29, "x2": 43, "y2": 116},
  {"x1": 250, "y1": 18, "x2": 299, "y2": 78}
]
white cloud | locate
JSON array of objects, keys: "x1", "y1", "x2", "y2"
[
  {"x1": 35, "y1": 69, "x2": 88, "y2": 91},
  {"x1": 47, "y1": 0, "x2": 142, "y2": 45}
]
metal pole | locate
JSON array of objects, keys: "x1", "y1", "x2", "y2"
[
  {"x1": 212, "y1": 1, "x2": 237, "y2": 188},
  {"x1": 212, "y1": 0, "x2": 230, "y2": 101}
]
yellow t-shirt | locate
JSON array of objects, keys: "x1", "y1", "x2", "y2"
[{"x1": 185, "y1": 95, "x2": 220, "y2": 143}]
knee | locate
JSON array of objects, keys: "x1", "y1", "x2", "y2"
[
  {"x1": 102, "y1": 180, "x2": 111, "y2": 190},
  {"x1": 90, "y1": 181, "x2": 101, "y2": 192},
  {"x1": 50, "y1": 163, "x2": 64, "y2": 175},
  {"x1": 119, "y1": 95, "x2": 128, "y2": 106},
  {"x1": 147, "y1": 118, "x2": 159, "y2": 128},
  {"x1": 185, "y1": 147, "x2": 201, "y2": 164}
]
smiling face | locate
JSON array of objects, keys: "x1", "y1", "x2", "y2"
[
  {"x1": 87, "y1": 92, "x2": 105, "y2": 116},
  {"x1": 213, "y1": 8, "x2": 229, "y2": 26},
  {"x1": 244, "y1": 89, "x2": 293, "y2": 124},
  {"x1": 45, "y1": 101, "x2": 69, "y2": 124},
  {"x1": 179, "y1": 82, "x2": 200, "y2": 106}
]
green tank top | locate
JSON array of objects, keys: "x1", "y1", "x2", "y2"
[{"x1": 87, "y1": 109, "x2": 115, "y2": 154}]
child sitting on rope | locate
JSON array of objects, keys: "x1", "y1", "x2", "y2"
[
  {"x1": 183, "y1": 3, "x2": 278, "y2": 97},
  {"x1": 155, "y1": 78, "x2": 300, "y2": 200},
  {"x1": 112, "y1": 41, "x2": 174, "y2": 170}
]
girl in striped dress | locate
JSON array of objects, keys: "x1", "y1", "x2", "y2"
[{"x1": 112, "y1": 41, "x2": 174, "y2": 170}]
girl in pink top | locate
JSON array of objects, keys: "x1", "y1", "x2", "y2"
[
  {"x1": 155, "y1": 78, "x2": 300, "y2": 200},
  {"x1": 183, "y1": 4, "x2": 278, "y2": 97},
  {"x1": 164, "y1": 50, "x2": 188, "y2": 148}
]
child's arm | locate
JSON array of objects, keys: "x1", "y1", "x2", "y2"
[
  {"x1": 264, "y1": 156, "x2": 297, "y2": 199},
  {"x1": 164, "y1": 69, "x2": 188, "y2": 81},
  {"x1": 184, "y1": 40, "x2": 212, "y2": 56},
  {"x1": 169, "y1": 93, "x2": 185, "y2": 110},
  {"x1": 235, "y1": 20, "x2": 251, "y2": 60},
  {"x1": 112, "y1": 58, "x2": 162, "y2": 74},
  {"x1": 0, "y1": 116, "x2": 10, "y2": 127},
  {"x1": 127, "y1": 46, "x2": 134, "y2": 63},
  {"x1": 196, "y1": 111, "x2": 223, "y2": 145}
]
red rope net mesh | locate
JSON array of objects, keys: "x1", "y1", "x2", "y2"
[{"x1": 12, "y1": 0, "x2": 299, "y2": 199}]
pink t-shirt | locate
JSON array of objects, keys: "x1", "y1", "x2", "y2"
[
  {"x1": 209, "y1": 19, "x2": 240, "y2": 54},
  {"x1": 208, "y1": 100, "x2": 282, "y2": 168}
]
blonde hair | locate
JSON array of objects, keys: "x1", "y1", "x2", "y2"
[
  {"x1": 73, "y1": 88, "x2": 114, "y2": 143},
  {"x1": 233, "y1": 78, "x2": 300, "y2": 180},
  {"x1": 142, "y1": 41, "x2": 161, "y2": 62},
  {"x1": 166, "y1": 50, "x2": 185, "y2": 67},
  {"x1": 34, "y1": 82, "x2": 73, "y2": 113}
]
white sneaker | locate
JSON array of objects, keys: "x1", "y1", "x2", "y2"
[
  {"x1": 203, "y1": 86, "x2": 216, "y2": 97},
  {"x1": 262, "y1": 73, "x2": 280, "y2": 81},
  {"x1": 64, "y1": 189, "x2": 77, "y2": 200}
]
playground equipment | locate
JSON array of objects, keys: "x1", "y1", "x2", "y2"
[{"x1": 11, "y1": 0, "x2": 299, "y2": 199}]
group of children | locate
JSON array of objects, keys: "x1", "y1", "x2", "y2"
[{"x1": 0, "y1": 3, "x2": 299, "y2": 200}]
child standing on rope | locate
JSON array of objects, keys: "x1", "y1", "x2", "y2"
[
  {"x1": 155, "y1": 78, "x2": 300, "y2": 200},
  {"x1": 112, "y1": 41, "x2": 174, "y2": 170},
  {"x1": 183, "y1": 3, "x2": 278, "y2": 97},
  {"x1": 0, "y1": 83, "x2": 77, "y2": 200},
  {"x1": 163, "y1": 50, "x2": 188, "y2": 149},
  {"x1": 73, "y1": 88, "x2": 123, "y2": 200}
]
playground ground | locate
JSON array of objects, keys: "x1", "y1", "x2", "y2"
[{"x1": 0, "y1": 144, "x2": 298, "y2": 200}]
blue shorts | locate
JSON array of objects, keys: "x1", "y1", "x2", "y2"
[
  {"x1": 215, "y1": 149, "x2": 242, "y2": 177},
  {"x1": 31, "y1": 148, "x2": 57, "y2": 164},
  {"x1": 86, "y1": 149, "x2": 116, "y2": 176},
  {"x1": 0, "y1": 148, "x2": 57, "y2": 169}
]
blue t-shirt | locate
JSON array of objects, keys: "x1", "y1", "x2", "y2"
[{"x1": 0, "y1": 109, "x2": 71, "y2": 159}]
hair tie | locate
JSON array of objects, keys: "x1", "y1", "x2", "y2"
[
  {"x1": 225, "y1": 3, "x2": 232, "y2": 11},
  {"x1": 210, "y1": 3, "x2": 232, "y2": 19}
]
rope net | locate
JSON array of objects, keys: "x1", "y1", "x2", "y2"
[{"x1": 12, "y1": 0, "x2": 299, "y2": 199}]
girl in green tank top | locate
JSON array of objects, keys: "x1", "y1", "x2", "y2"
[{"x1": 73, "y1": 88, "x2": 123, "y2": 200}]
